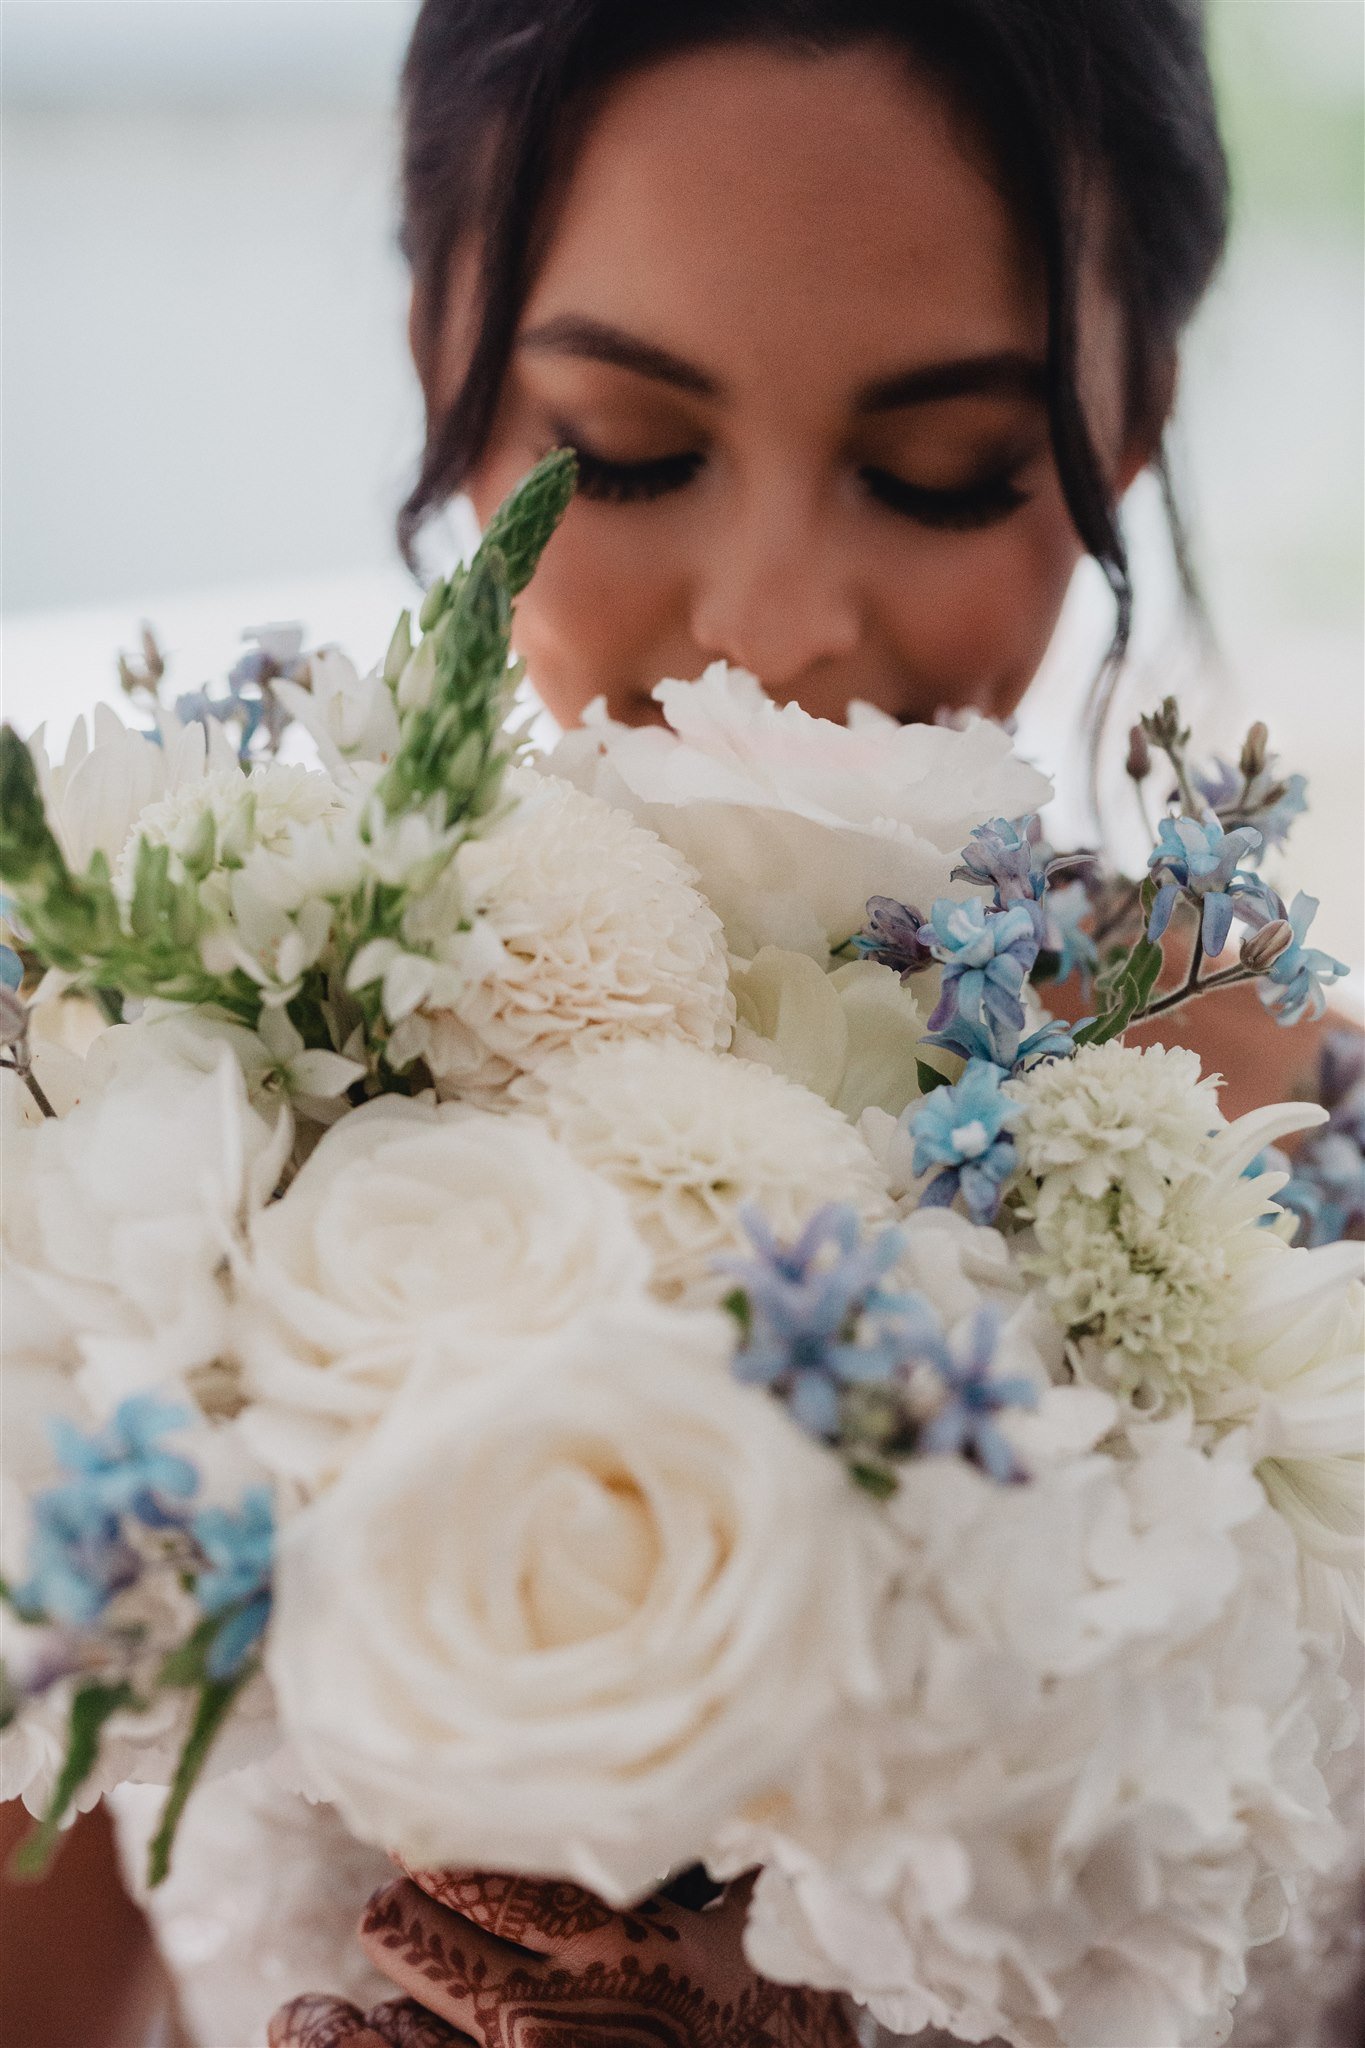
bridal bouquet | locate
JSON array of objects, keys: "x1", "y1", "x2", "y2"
[{"x1": 2, "y1": 454, "x2": 1361, "y2": 2048}]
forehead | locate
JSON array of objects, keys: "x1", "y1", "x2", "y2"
[{"x1": 525, "y1": 42, "x2": 1046, "y2": 399}]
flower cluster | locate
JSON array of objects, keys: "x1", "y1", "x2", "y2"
[{"x1": 0, "y1": 454, "x2": 1358, "y2": 2048}]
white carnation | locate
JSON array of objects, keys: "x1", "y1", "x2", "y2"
[
  {"x1": 532, "y1": 1039, "x2": 894, "y2": 1302},
  {"x1": 552, "y1": 663, "x2": 1051, "y2": 959},
  {"x1": 0, "y1": 1024, "x2": 289, "y2": 1415},
  {"x1": 236, "y1": 1094, "x2": 653, "y2": 1490},
  {"x1": 711, "y1": 1437, "x2": 1348, "y2": 2048},
  {"x1": 269, "y1": 1302, "x2": 886, "y2": 1903}
]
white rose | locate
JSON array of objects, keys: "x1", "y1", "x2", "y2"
[
  {"x1": 731, "y1": 947, "x2": 928, "y2": 1120},
  {"x1": 236, "y1": 1095, "x2": 654, "y2": 1489},
  {"x1": 551, "y1": 664, "x2": 1051, "y2": 958},
  {"x1": 269, "y1": 1302, "x2": 886, "y2": 1902},
  {"x1": 1, "y1": 1025, "x2": 288, "y2": 1414}
]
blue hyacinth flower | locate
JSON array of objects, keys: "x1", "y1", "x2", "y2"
[
  {"x1": 45, "y1": 1396, "x2": 198, "y2": 1532},
  {"x1": 951, "y1": 816, "x2": 1044, "y2": 912},
  {"x1": 1255, "y1": 892, "x2": 1350, "y2": 1027},
  {"x1": 924, "y1": 898, "x2": 1039, "y2": 1068},
  {"x1": 854, "y1": 896, "x2": 935, "y2": 980},
  {"x1": 907, "y1": 1059, "x2": 1019, "y2": 1224},
  {"x1": 193, "y1": 1488, "x2": 275, "y2": 1679},
  {"x1": 918, "y1": 1307, "x2": 1037, "y2": 1483},
  {"x1": 1146, "y1": 815, "x2": 1264, "y2": 956},
  {"x1": 723, "y1": 1205, "x2": 918, "y2": 1439}
]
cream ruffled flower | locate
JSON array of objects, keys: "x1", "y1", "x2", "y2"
[
  {"x1": 531, "y1": 1038, "x2": 894, "y2": 1302},
  {"x1": 236, "y1": 1094, "x2": 654, "y2": 1490},
  {"x1": 552, "y1": 663, "x2": 1051, "y2": 959},
  {"x1": 730, "y1": 947, "x2": 927, "y2": 1121},
  {"x1": 381, "y1": 770, "x2": 734, "y2": 1104},
  {"x1": 709, "y1": 1436, "x2": 1348, "y2": 2048}
]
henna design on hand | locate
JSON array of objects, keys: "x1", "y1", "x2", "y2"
[
  {"x1": 361, "y1": 1878, "x2": 860, "y2": 2048},
  {"x1": 268, "y1": 1991, "x2": 471, "y2": 2048},
  {"x1": 400, "y1": 1867, "x2": 681, "y2": 1951}
]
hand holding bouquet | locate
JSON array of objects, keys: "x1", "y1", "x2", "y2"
[{"x1": 1, "y1": 455, "x2": 1360, "y2": 2048}]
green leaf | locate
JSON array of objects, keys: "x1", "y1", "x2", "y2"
[
  {"x1": 0, "y1": 727, "x2": 69, "y2": 895},
  {"x1": 11, "y1": 1682, "x2": 137, "y2": 1880},
  {"x1": 849, "y1": 1459, "x2": 899, "y2": 1501},
  {"x1": 916, "y1": 1058, "x2": 954, "y2": 1095},
  {"x1": 146, "y1": 1665, "x2": 256, "y2": 1888},
  {"x1": 478, "y1": 447, "x2": 577, "y2": 596},
  {"x1": 1074, "y1": 933, "x2": 1165, "y2": 1047},
  {"x1": 721, "y1": 1287, "x2": 752, "y2": 1335}
]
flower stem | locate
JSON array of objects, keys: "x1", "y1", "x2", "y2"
[
  {"x1": 1134, "y1": 958, "x2": 1253, "y2": 1024},
  {"x1": 0, "y1": 1048, "x2": 57, "y2": 1119}
]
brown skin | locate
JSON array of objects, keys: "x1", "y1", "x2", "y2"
[
  {"x1": 269, "y1": 1867, "x2": 859, "y2": 2048},
  {"x1": 429, "y1": 43, "x2": 1150, "y2": 730},
  {"x1": 10, "y1": 40, "x2": 1349, "y2": 2048}
]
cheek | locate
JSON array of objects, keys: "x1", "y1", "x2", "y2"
[
  {"x1": 504, "y1": 506, "x2": 694, "y2": 726},
  {"x1": 876, "y1": 490, "x2": 1085, "y2": 719}
]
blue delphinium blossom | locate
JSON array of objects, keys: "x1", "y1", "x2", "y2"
[
  {"x1": 1195, "y1": 758, "x2": 1308, "y2": 852},
  {"x1": 907, "y1": 1059, "x2": 1019, "y2": 1224},
  {"x1": 951, "y1": 816, "x2": 1041, "y2": 910},
  {"x1": 17, "y1": 1488, "x2": 141, "y2": 1627},
  {"x1": 918, "y1": 1307, "x2": 1037, "y2": 1483},
  {"x1": 1146, "y1": 814, "x2": 1264, "y2": 956},
  {"x1": 854, "y1": 896, "x2": 934, "y2": 980},
  {"x1": 1254, "y1": 891, "x2": 1349, "y2": 1027},
  {"x1": 723, "y1": 1205, "x2": 914, "y2": 1438},
  {"x1": 193, "y1": 1489, "x2": 275, "y2": 1680},
  {"x1": 923, "y1": 898, "x2": 1039, "y2": 1066},
  {"x1": 0, "y1": 943, "x2": 23, "y2": 992},
  {"x1": 45, "y1": 1396, "x2": 198, "y2": 1531},
  {"x1": 15, "y1": 1397, "x2": 199, "y2": 1627}
]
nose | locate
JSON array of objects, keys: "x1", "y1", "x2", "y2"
[{"x1": 688, "y1": 483, "x2": 860, "y2": 690}]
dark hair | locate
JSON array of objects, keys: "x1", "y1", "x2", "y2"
[{"x1": 397, "y1": 0, "x2": 1229, "y2": 704}]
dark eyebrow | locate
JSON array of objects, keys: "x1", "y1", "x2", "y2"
[
  {"x1": 518, "y1": 315, "x2": 719, "y2": 398},
  {"x1": 858, "y1": 352, "x2": 1047, "y2": 412}
]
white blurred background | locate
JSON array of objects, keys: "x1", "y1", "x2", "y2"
[{"x1": 2, "y1": 0, "x2": 1361, "y2": 985}]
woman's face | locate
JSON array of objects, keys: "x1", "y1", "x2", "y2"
[{"x1": 433, "y1": 43, "x2": 1152, "y2": 729}]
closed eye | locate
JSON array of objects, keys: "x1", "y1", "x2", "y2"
[
  {"x1": 566, "y1": 440, "x2": 704, "y2": 503},
  {"x1": 861, "y1": 464, "x2": 1029, "y2": 530}
]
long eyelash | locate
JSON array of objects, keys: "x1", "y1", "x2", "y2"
[
  {"x1": 861, "y1": 465, "x2": 1029, "y2": 531},
  {"x1": 567, "y1": 443, "x2": 704, "y2": 504}
]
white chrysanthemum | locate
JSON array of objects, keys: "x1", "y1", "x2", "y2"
[
  {"x1": 1009, "y1": 1039, "x2": 1223, "y2": 1220},
  {"x1": 115, "y1": 760, "x2": 346, "y2": 896},
  {"x1": 386, "y1": 771, "x2": 734, "y2": 1104},
  {"x1": 709, "y1": 1437, "x2": 1349, "y2": 2048},
  {"x1": 532, "y1": 1038, "x2": 894, "y2": 1302},
  {"x1": 1215, "y1": 1240, "x2": 1364, "y2": 1640}
]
